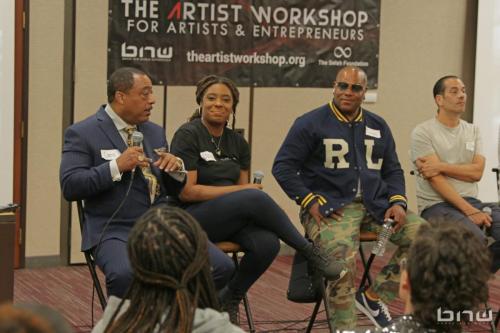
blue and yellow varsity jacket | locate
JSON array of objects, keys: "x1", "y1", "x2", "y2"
[{"x1": 272, "y1": 101, "x2": 407, "y2": 224}]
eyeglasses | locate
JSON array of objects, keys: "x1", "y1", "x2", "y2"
[{"x1": 335, "y1": 82, "x2": 365, "y2": 93}]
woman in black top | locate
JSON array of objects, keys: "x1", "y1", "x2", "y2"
[{"x1": 170, "y1": 75, "x2": 344, "y2": 320}]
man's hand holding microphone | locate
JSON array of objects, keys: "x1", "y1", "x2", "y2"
[{"x1": 116, "y1": 131, "x2": 182, "y2": 173}]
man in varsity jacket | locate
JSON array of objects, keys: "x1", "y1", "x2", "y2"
[{"x1": 273, "y1": 66, "x2": 424, "y2": 330}]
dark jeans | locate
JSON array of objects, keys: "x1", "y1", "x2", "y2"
[
  {"x1": 186, "y1": 189, "x2": 308, "y2": 294},
  {"x1": 422, "y1": 197, "x2": 500, "y2": 272},
  {"x1": 94, "y1": 238, "x2": 235, "y2": 298}
]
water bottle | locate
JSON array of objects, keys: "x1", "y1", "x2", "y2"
[{"x1": 372, "y1": 219, "x2": 395, "y2": 256}]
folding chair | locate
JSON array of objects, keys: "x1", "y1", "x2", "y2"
[
  {"x1": 216, "y1": 241, "x2": 256, "y2": 333},
  {"x1": 290, "y1": 231, "x2": 378, "y2": 333},
  {"x1": 76, "y1": 200, "x2": 107, "y2": 310}
]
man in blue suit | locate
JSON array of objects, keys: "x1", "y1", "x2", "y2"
[{"x1": 60, "y1": 67, "x2": 234, "y2": 297}]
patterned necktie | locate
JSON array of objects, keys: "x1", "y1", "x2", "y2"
[
  {"x1": 124, "y1": 126, "x2": 159, "y2": 203},
  {"x1": 124, "y1": 126, "x2": 136, "y2": 147}
]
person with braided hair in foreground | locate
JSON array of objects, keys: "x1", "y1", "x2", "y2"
[
  {"x1": 369, "y1": 219, "x2": 492, "y2": 333},
  {"x1": 92, "y1": 205, "x2": 244, "y2": 333}
]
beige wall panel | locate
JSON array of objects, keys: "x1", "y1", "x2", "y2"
[
  {"x1": 73, "y1": 0, "x2": 107, "y2": 122},
  {"x1": 151, "y1": 86, "x2": 165, "y2": 126},
  {"x1": 235, "y1": 88, "x2": 250, "y2": 142},
  {"x1": 70, "y1": 0, "x2": 108, "y2": 263},
  {"x1": 372, "y1": 0, "x2": 475, "y2": 211},
  {"x1": 26, "y1": 0, "x2": 65, "y2": 257},
  {"x1": 165, "y1": 86, "x2": 193, "y2": 142}
]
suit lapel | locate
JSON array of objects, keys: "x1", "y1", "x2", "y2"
[{"x1": 96, "y1": 107, "x2": 127, "y2": 152}]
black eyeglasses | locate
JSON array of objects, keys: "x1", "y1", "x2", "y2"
[{"x1": 335, "y1": 82, "x2": 365, "y2": 93}]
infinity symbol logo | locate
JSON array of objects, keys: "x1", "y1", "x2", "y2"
[{"x1": 333, "y1": 46, "x2": 352, "y2": 58}]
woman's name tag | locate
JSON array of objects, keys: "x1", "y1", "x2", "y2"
[{"x1": 200, "y1": 151, "x2": 217, "y2": 162}]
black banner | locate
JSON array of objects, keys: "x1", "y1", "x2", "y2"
[{"x1": 108, "y1": 0, "x2": 380, "y2": 88}]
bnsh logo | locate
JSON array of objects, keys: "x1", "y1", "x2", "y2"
[
  {"x1": 121, "y1": 42, "x2": 173, "y2": 61},
  {"x1": 333, "y1": 46, "x2": 352, "y2": 59},
  {"x1": 437, "y1": 307, "x2": 493, "y2": 323}
]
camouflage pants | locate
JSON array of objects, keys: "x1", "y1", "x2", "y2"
[{"x1": 301, "y1": 202, "x2": 425, "y2": 330}]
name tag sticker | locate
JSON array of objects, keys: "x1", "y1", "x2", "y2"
[
  {"x1": 466, "y1": 141, "x2": 475, "y2": 151},
  {"x1": 101, "y1": 149, "x2": 120, "y2": 160},
  {"x1": 200, "y1": 151, "x2": 216, "y2": 162},
  {"x1": 366, "y1": 126, "x2": 381, "y2": 139}
]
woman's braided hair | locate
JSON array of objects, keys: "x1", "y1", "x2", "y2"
[
  {"x1": 189, "y1": 75, "x2": 240, "y2": 128},
  {"x1": 104, "y1": 205, "x2": 219, "y2": 333}
]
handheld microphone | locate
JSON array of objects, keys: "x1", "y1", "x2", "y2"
[
  {"x1": 131, "y1": 131, "x2": 143, "y2": 147},
  {"x1": 372, "y1": 218, "x2": 395, "y2": 256},
  {"x1": 131, "y1": 131, "x2": 144, "y2": 175},
  {"x1": 253, "y1": 170, "x2": 264, "y2": 184}
]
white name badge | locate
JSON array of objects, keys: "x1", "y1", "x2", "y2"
[
  {"x1": 466, "y1": 141, "x2": 475, "y2": 151},
  {"x1": 200, "y1": 151, "x2": 216, "y2": 162},
  {"x1": 101, "y1": 149, "x2": 121, "y2": 160},
  {"x1": 366, "y1": 126, "x2": 381, "y2": 139}
]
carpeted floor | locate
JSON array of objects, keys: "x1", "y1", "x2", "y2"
[{"x1": 13, "y1": 252, "x2": 499, "y2": 332}]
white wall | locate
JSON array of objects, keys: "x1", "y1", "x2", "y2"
[
  {"x1": 26, "y1": 0, "x2": 65, "y2": 257},
  {"x1": 474, "y1": 0, "x2": 500, "y2": 202},
  {"x1": 0, "y1": 0, "x2": 15, "y2": 205}
]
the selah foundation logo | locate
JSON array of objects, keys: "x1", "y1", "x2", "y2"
[{"x1": 121, "y1": 42, "x2": 173, "y2": 62}]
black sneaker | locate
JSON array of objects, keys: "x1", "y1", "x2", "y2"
[
  {"x1": 355, "y1": 289, "x2": 392, "y2": 328},
  {"x1": 222, "y1": 300, "x2": 240, "y2": 326},
  {"x1": 218, "y1": 286, "x2": 242, "y2": 326},
  {"x1": 301, "y1": 243, "x2": 347, "y2": 280}
]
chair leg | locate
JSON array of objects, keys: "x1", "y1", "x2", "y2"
[
  {"x1": 319, "y1": 278, "x2": 334, "y2": 333},
  {"x1": 231, "y1": 252, "x2": 256, "y2": 333},
  {"x1": 306, "y1": 299, "x2": 322, "y2": 333},
  {"x1": 494, "y1": 307, "x2": 499, "y2": 332},
  {"x1": 85, "y1": 253, "x2": 107, "y2": 310},
  {"x1": 242, "y1": 294, "x2": 256, "y2": 333},
  {"x1": 358, "y1": 244, "x2": 373, "y2": 290},
  {"x1": 483, "y1": 302, "x2": 497, "y2": 333}
]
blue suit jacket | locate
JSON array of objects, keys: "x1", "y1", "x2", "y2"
[{"x1": 60, "y1": 106, "x2": 184, "y2": 250}]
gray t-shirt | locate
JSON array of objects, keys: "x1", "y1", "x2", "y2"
[
  {"x1": 92, "y1": 296, "x2": 245, "y2": 333},
  {"x1": 410, "y1": 117, "x2": 483, "y2": 212}
]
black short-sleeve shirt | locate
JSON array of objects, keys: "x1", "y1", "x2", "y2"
[{"x1": 171, "y1": 118, "x2": 250, "y2": 186}]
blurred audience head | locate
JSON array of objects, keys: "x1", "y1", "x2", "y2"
[
  {"x1": 105, "y1": 205, "x2": 218, "y2": 333},
  {"x1": 399, "y1": 220, "x2": 491, "y2": 332},
  {"x1": 0, "y1": 303, "x2": 72, "y2": 333}
]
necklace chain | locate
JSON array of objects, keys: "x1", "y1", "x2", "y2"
[{"x1": 210, "y1": 132, "x2": 223, "y2": 156}]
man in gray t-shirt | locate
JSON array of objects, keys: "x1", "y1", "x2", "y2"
[{"x1": 410, "y1": 75, "x2": 499, "y2": 272}]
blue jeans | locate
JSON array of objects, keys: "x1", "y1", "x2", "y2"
[{"x1": 422, "y1": 197, "x2": 500, "y2": 272}]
